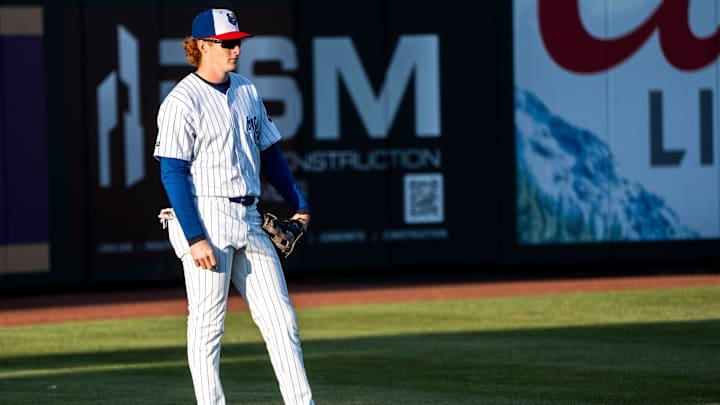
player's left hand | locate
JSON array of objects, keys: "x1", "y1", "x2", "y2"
[{"x1": 262, "y1": 212, "x2": 306, "y2": 259}]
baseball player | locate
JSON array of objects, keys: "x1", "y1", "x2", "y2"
[{"x1": 153, "y1": 9, "x2": 314, "y2": 405}]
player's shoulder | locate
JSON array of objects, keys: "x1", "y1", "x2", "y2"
[
  {"x1": 228, "y1": 71, "x2": 252, "y2": 86},
  {"x1": 228, "y1": 72, "x2": 261, "y2": 101}
]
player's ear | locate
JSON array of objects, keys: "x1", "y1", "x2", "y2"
[{"x1": 197, "y1": 40, "x2": 209, "y2": 54}]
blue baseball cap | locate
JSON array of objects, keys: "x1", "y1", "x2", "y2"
[{"x1": 191, "y1": 9, "x2": 253, "y2": 40}]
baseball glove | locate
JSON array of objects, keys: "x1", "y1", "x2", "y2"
[{"x1": 262, "y1": 212, "x2": 305, "y2": 259}]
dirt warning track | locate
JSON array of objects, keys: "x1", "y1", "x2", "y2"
[{"x1": 0, "y1": 273, "x2": 718, "y2": 327}]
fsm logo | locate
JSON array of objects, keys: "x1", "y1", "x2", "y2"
[
  {"x1": 96, "y1": 25, "x2": 145, "y2": 188},
  {"x1": 96, "y1": 27, "x2": 442, "y2": 186}
]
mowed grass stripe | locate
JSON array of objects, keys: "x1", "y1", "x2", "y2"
[{"x1": 0, "y1": 286, "x2": 718, "y2": 404}]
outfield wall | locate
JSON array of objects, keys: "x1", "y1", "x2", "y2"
[{"x1": 1, "y1": 0, "x2": 718, "y2": 289}]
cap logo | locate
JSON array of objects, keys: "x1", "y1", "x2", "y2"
[{"x1": 226, "y1": 12, "x2": 238, "y2": 28}]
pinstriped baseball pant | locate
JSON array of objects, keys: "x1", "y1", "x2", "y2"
[{"x1": 181, "y1": 215, "x2": 314, "y2": 405}]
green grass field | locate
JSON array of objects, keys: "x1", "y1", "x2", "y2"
[{"x1": 1, "y1": 286, "x2": 719, "y2": 404}]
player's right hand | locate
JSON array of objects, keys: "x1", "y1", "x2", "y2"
[{"x1": 190, "y1": 240, "x2": 218, "y2": 271}]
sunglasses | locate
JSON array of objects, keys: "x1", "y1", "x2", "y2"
[{"x1": 202, "y1": 38, "x2": 241, "y2": 49}]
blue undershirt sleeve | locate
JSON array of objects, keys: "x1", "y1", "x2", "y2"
[
  {"x1": 160, "y1": 157, "x2": 206, "y2": 244},
  {"x1": 260, "y1": 143, "x2": 309, "y2": 212}
]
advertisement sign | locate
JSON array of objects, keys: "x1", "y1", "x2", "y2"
[
  {"x1": 65, "y1": 2, "x2": 501, "y2": 276},
  {"x1": 514, "y1": 0, "x2": 719, "y2": 243}
]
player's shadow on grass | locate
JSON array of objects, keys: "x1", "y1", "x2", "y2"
[{"x1": 1, "y1": 319, "x2": 719, "y2": 404}]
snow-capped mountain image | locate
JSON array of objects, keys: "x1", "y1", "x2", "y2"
[{"x1": 515, "y1": 87, "x2": 698, "y2": 244}]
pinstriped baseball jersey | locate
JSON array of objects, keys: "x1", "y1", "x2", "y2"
[{"x1": 154, "y1": 72, "x2": 281, "y2": 198}]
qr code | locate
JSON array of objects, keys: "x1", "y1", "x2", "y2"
[{"x1": 404, "y1": 173, "x2": 444, "y2": 224}]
